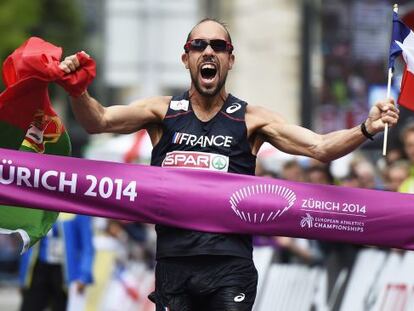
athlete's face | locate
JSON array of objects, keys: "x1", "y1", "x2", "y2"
[{"x1": 182, "y1": 21, "x2": 235, "y2": 97}]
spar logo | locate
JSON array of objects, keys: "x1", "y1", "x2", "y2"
[
  {"x1": 229, "y1": 184, "x2": 296, "y2": 223},
  {"x1": 172, "y1": 132, "x2": 233, "y2": 148},
  {"x1": 162, "y1": 151, "x2": 229, "y2": 172},
  {"x1": 211, "y1": 156, "x2": 227, "y2": 170}
]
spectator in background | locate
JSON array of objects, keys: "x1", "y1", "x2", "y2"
[
  {"x1": 254, "y1": 159, "x2": 322, "y2": 264},
  {"x1": 255, "y1": 159, "x2": 278, "y2": 178},
  {"x1": 399, "y1": 123, "x2": 414, "y2": 193},
  {"x1": 19, "y1": 214, "x2": 95, "y2": 311},
  {"x1": 353, "y1": 160, "x2": 377, "y2": 189},
  {"x1": 384, "y1": 160, "x2": 410, "y2": 192},
  {"x1": 340, "y1": 172, "x2": 360, "y2": 188},
  {"x1": 401, "y1": 122, "x2": 414, "y2": 172},
  {"x1": 281, "y1": 160, "x2": 305, "y2": 182},
  {"x1": 385, "y1": 147, "x2": 404, "y2": 167},
  {"x1": 306, "y1": 165, "x2": 334, "y2": 185},
  {"x1": 273, "y1": 160, "x2": 322, "y2": 265},
  {"x1": 0, "y1": 233, "x2": 21, "y2": 276},
  {"x1": 84, "y1": 219, "x2": 129, "y2": 311},
  {"x1": 376, "y1": 146, "x2": 404, "y2": 184},
  {"x1": 306, "y1": 164, "x2": 359, "y2": 311}
]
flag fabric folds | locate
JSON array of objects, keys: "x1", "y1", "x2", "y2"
[
  {"x1": 0, "y1": 37, "x2": 96, "y2": 252},
  {"x1": 389, "y1": 12, "x2": 414, "y2": 111}
]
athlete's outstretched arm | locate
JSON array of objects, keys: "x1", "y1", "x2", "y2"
[
  {"x1": 60, "y1": 54, "x2": 170, "y2": 134},
  {"x1": 247, "y1": 99, "x2": 399, "y2": 162},
  {"x1": 70, "y1": 92, "x2": 170, "y2": 134}
]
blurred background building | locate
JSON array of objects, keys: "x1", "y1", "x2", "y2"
[{"x1": 2, "y1": 0, "x2": 414, "y2": 310}]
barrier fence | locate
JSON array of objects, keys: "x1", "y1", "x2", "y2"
[{"x1": 252, "y1": 247, "x2": 414, "y2": 311}]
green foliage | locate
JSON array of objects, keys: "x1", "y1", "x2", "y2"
[
  {"x1": 33, "y1": 0, "x2": 84, "y2": 55},
  {"x1": 0, "y1": 0, "x2": 41, "y2": 62},
  {"x1": 0, "y1": 0, "x2": 84, "y2": 87}
]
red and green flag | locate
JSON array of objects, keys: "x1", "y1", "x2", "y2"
[{"x1": 0, "y1": 37, "x2": 95, "y2": 252}]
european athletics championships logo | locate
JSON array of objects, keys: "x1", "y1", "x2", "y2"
[{"x1": 229, "y1": 184, "x2": 296, "y2": 223}]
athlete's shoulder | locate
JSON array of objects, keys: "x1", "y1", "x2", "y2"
[
  {"x1": 245, "y1": 104, "x2": 287, "y2": 129},
  {"x1": 227, "y1": 93, "x2": 248, "y2": 106},
  {"x1": 218, "y1": 93, "x2": 247, "y2": 120},
  {"x1": 163, "y1": 91, "x2": 193, "y2": 118},
  {"x1": 129, "y1": 95, "x2": 171, "y2": 109},
  {"x1": 127, "y1": 95, "x2": 171, "y2": 123},
  {"x1": 171, "y1": 91, "x2": 189, "y2": 101},
  {"x1": 245, "y1": 104, "x2": 284, "y2": 118}
]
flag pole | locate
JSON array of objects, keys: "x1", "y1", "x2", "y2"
[
  {"x1": 383, "y1": 68, "x2": 393, "y2": 156},
  {"x1": 383, "y1": 3, "x2": 399, "y2": 156}
]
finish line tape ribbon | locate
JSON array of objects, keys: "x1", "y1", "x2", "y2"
[{"x1": 1, "y1": 148, "x2": 414, "y2": 250}]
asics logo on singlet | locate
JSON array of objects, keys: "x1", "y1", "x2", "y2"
[
  {"x1": 226, "y1": 103, "x2": 242, "y2": 114},
  {"x1": 234, "y1": 293, "x2": 246, "y2": 302},
  {"x1": 172, "y1": 132, "x2": 233, "y2": 148}
]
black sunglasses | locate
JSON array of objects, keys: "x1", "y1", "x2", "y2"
[{"x1": 184, "y1": 39, "x2": 234, "y2": 53}]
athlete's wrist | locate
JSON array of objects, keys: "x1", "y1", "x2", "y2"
[
  {"x1": 361, "y1": 121, "x2": 375, "y2": 140},
  {"x1": 70, "y1": 90, "x2": 89, "y2": 99}
]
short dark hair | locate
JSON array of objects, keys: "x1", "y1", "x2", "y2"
[
  {"x1": 306, "y1": 165, "x2": 334, "y2": 184},
  {"x1": 401, "y1": 122, "x2": 414, "y2": 143},
  {"x1": 186, "y1": 18, "x2": 232, "y2": 44}
]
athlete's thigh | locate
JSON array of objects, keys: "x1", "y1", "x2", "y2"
[
  {"x1": 154, "y1": 294, "x2": 193, "y2": 311},
  {"x1": 153, "y1": 260, "x2": 193, "y2": 311},
  {"x1": 200, "y1": 258, "x2": 258, "y2": 311}
]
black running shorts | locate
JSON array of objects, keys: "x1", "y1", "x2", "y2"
[{"x1": 149, "y1": 255, "x2": 258, "y2": 311}]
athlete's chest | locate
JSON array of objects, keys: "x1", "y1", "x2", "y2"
[
  {"x1": 166, "y1": 113, "x2": 243, "y2": 151},
  {"x1": 160, "y1": 113, "x2": 246, "y2": 172}
]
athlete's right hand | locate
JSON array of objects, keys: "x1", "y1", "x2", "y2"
[
  {"x1": 59, "y1": 51, "x2": 90, "y2": 74},
  {"x1": 57, "y1": 51, "x2": 96, "y2": 97}
]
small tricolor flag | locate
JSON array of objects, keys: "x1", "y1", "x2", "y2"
[{"x1": 389, "y1": 12, "x2": 414, "y2": 111}]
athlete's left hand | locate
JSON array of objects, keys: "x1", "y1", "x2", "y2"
[{"x1": 365, "y1": 98, "x2": 399, "y2": 134}]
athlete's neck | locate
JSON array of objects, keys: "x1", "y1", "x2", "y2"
[
  {"x1": 188, "y1": 87, "x2": 228, "y2": 122},
  {"x1": 188, "y1": 87, "x2": 228, "y2": 111}
]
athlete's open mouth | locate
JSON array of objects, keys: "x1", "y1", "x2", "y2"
[{"x1": 200, "y1": 63, "x2": 217, "y2": 80}]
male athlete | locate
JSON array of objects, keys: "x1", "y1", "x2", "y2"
[{"x1": 60, "y1": 19, "x2": 399, "y2": 311}]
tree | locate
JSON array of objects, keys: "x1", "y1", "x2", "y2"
[
  {"x1": 0, "y1": 0, "x2": 41, "y2": 64},
  {"x1": 31, "y1": 0, "x2": 84, "y2": 55},
  {"x1": 0, "y1": 0, "x2": 84, "y2": 77}
]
